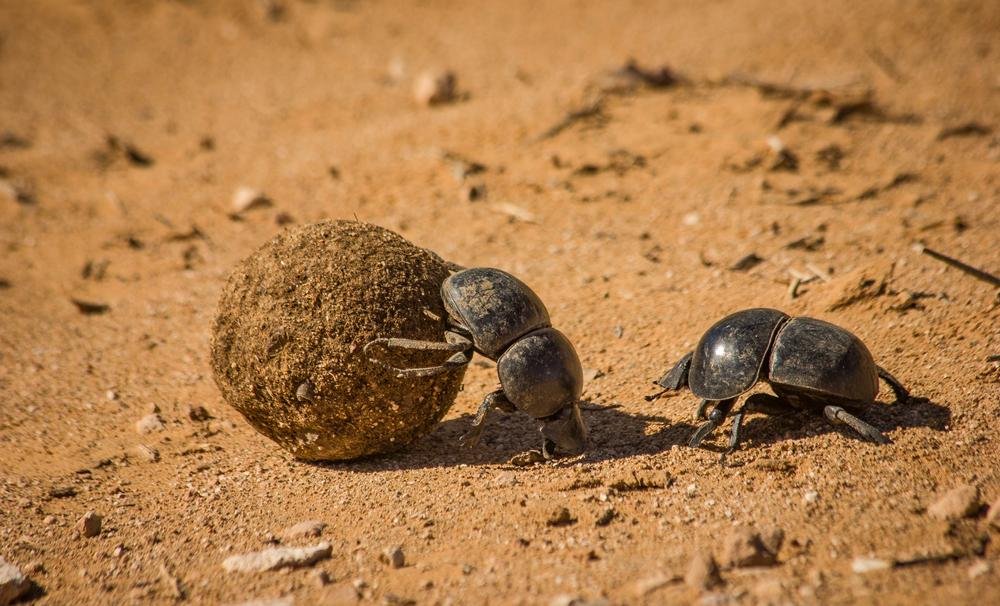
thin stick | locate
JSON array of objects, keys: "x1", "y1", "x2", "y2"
[{"x1": 913, "y1": 244, "x2": 1000, "y2": 288}]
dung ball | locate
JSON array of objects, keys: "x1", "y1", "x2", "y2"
[{"x1": 211, "y1": 220, "x2": 465, "y2": 460}]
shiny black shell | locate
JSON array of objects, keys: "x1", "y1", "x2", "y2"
[
  {"x1": 442, "y1": 268, "x2": 551, "y2": 359},
  {"x1": 769, "y1": 317, "x2": 879, "y2": 406},
  {"x1": 689, "y1": 308, "x2": 789, "y2": 400},
  {"x1": 689, "y1": 308, "x2": 880, "y2": 407},
  {"x1": 496, "y1": 328, "x2": 583, "y2": 418}
]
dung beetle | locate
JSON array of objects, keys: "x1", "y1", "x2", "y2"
[
  {"x1": 365, "y1": 267, "x2": 587, "y2": 458},
  {"x1": 649, "y1": 308, "x2": 909, "y2": 457}
]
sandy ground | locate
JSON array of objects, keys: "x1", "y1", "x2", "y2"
[{"x1": 2, "y1": 1, "x2": 999, "y2": 604}]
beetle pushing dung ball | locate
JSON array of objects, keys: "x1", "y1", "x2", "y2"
[
  {"x1": 650, "y1": 308, "x2": 910, "y2": 460},
  {"x1": 211, "y1": 220, "x2": 467, "y2": 461},
  {"x1": 366, "y1": 267, "x2": 588, "y2": 459}
]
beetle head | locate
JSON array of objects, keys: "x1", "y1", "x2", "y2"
[{"x1": 540, "y1": 403, "x2": 588, "y2": 457}]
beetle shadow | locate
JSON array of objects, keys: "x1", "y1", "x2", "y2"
[
  {"x1": 304, "y1": 401, "x2": 697, "y2": 473},
  {"x1": 696, "y1": 395, "x2": 951, "y2": 454}
]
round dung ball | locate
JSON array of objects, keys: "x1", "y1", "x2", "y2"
[{"x1": 211, "y1": 220, "x2": 465, "y2": 460}]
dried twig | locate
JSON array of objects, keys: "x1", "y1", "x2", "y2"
[
  {"x1": 914, "y1": 244, "x2": 1000, "y2": 288},
  {"x1": 535, "y1": 98, "x2": 606, "y2": 141}
]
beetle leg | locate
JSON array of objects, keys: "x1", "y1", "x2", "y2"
[
  {"x1": 876, "y1": 366, "x2": 910, "y2": 403},
  {"x1": 823, "y1": 405, "x2": 890, "y2": 444},
  {"x1": 688, "y1": 398, "x2": 736, "y2": 447},
  {"x1": 364, "y1": 334, "x2": 473, "y2": 377},
  {"x1": 694, "y1": 399, "x2": 712, "y2": 421},
  {"x1": 720, "y1": 394, "x2": 797, "y2": 464},
  {"x1": 459, "y1": 390, "x2": 514, "y2": 448}
]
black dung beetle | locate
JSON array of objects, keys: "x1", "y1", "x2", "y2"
[
  {"x1": 649, "y1": 308, "x2": 909, "y2": 457},
  {"x1": 365, "y1": 267, "x2": 587, "y2": 458}
]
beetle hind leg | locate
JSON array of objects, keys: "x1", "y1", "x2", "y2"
[
  {"x1": 876, "y1": 366, "x2": 910, "y2": 403},
  {"x1": 823, "y1": 405, "x2": 890, "y2": 444}
]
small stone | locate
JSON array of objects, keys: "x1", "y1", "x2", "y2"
[
  {"x1": 77, "y1": 511, "x2": 102, "y2": 538},
  {"x1": 0, "y1": 557, "x2": 30, "y2": 605},
  {"x1": 594, "y1": 507, "x2": 617, "y2": 527},
  {"x1": 414, "y1": 70, "x2": 457, "y2": 106},
  {"x1": 295, "y1": 382, "x2": 313, "y2": 402},
  {"x1": 461, "y1": 182, "x2": 486, "y2": 202},
  {"x1": 968, "y1": 559, "x2": 990, "y2": 579},
  {"x1": 231, "y1": 187, "x2": 272, "y2": 214},
  {"x1": 685, "y1": 550, "x2": 723, "y2": 590},
  {"x1": 352, "y1": 578, "x2": 369, "y2": 598},
  {"x1": 280, "y1": 520, "x2": 326, "y2": 540},
  {"x1": 187, "y1": 405, "x2": 211, "y2": 422},
  {"x1": 509, "y1": 450, "x2": 546, "y2": 466},
  {"x1": 135, "y1": 413, "x2": 164, "y2": 434},
  {"x1": 803, "y1": 490, "x2": 819, "y2": 504},
  {"x1": 987, "y1": 496, "x2": 1000, "y2": 529},
  {"x1": 927, "y1": 485, "x2": 980, "y2": 520},
  {"x1": 222, "y1": 543, "x2": 332, "y2": 573},
  {"x1": 851, "y1": 557, "x2": 892, "y2": 574},
  {"x1": 547, "y1": 507, "x2": 577, "y2": 527},
  {"x1": 43, "y1": 515, "x2": 56, "y2": 525},
  {"x1": 380, "y1": 546, "x2": 405, "y2": 569},
  {"x1": 685, "y1": 483, "x2": 698, "y2": 498},
  {"x1": 720, "y1": 527, "x2": 779, "y2": 568},
  {"x1": 48, "y1": 485, "x2": 76, "y2": 498},
  {"x1": 133, "y1": 444, "x2": 160, "y2": 462},
  {"x1": 312, "y1": 569, "x2": 332, "y2": 586}
]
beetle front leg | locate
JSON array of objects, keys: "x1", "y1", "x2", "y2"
[
  {"x1": 688, "y1": 397, "x2": 737, "y2": 447},
  {"x1": 459, "y1": 389, "x2": 516, "y2": 448},
  {"x1": 646, "y1": 351, "x2": 693, "y2": 401}
]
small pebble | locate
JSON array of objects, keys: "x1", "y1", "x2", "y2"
[
  {"x1": 222, "y1": 543, "x2": 331, "y2": 573},
  {"x1": 985, "y1": 496, "x2": 1000, "y2": 529},
  {"x1": 720, "y1": 527, "x2": 780, "y2": 568},
  {"x1": 48, "y1": 486, "x2": 76, "y2": 499},
  {"x1": 547, "y1": 507, "x2": 577, "y2": 527},
  {"x1": 77, "y1": 512, "x2": 102, "y2": 538},
  {"x1": 0, "y1": 557, "x2": 30, "y2": 605},
  {"x1": 927, "y1": 484, "x2": 980, "y2": 520},
  {"x1": 135, "y1": 413, "x2": 164, "y2": 434},
  {"x1": 851, "y1": 557, "x2": 892, "y2": 574},
  {"x1": 685, "y1": 550, "x2": 723, "y2": 590},
  {"x1": 968, "y1": 559, "x2": 990, "y2": 579},
  {"x1": 312, "y1": 569, "x2": 333, "y2": 586},
  {"x1": 133, "y1": 444, "x2": 160, "y2": 462},
  {"x1": 380, "y1": 546, "x2": 405, "y2": 569},
  {"x1": 231, "y1": 187, "x2": 271, "y2": 214},
  {"x1": 803, "y1": 490, "x2": 819, "y2": 504},
  {"x1": 414, "y1": 70, "x2": 457, "y2": 106},
  {"x1": 594, "y1": 507, "x2": 617, "y2": 527},
  {"x1": 186, "y1": 405, "x2": 211, "y2": 422}
]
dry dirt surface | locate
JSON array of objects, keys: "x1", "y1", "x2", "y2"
[{"x1": 1, "y1": 1, "x2": 999, "y2": 604}]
